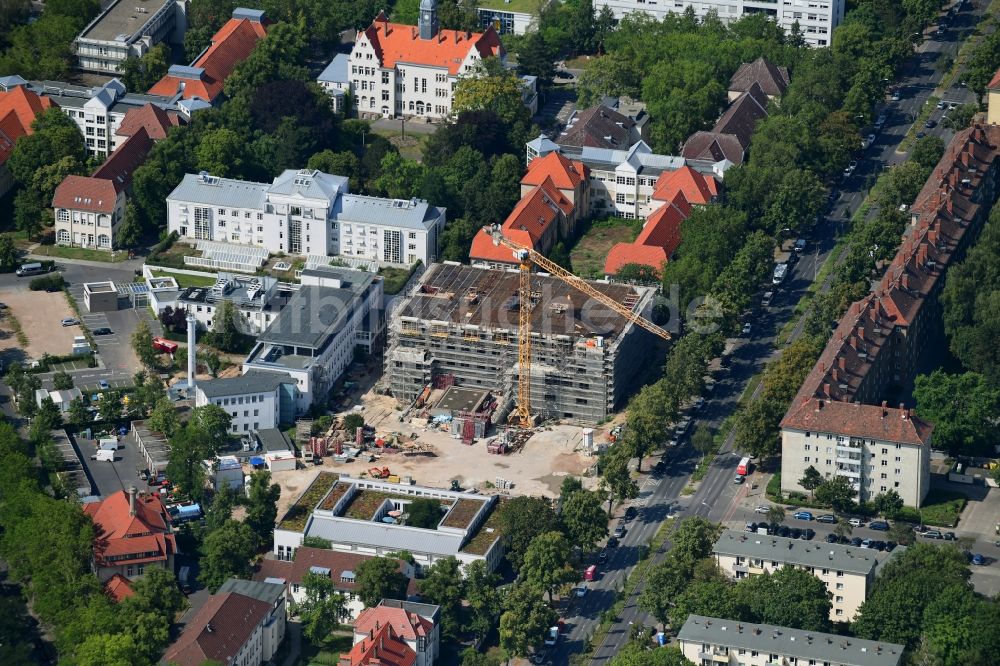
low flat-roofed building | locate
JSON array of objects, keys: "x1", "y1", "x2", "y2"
[
  {"x1": 713, "y1": 529, "x2": 883, "y2": 622},
  {"x1": 164, "y1": 272, "x2": 292, "y2": 335},
  {"x1": 74, "y1": 0, "x2": 184, "y2": 74},
  {"x1": 132, "y1": 419, "x2": 170, "y2": 475},
  {"x1": 83, "y1": 281, "x2": 120, "y2": 312},
  {"x1": 677, "y1": 615, "x2": 904, "y2": 666},
  {"x1": 272, "y1": 473, "x2": 505, "y2": 572},
  {"x1": 195, "y1": 370, "x2": 296, "y2": 434}
]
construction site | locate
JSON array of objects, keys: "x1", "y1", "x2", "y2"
[{"x1": 383, "y1": 262, "x2": 661, "y2": 425}]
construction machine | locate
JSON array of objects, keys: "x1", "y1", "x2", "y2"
[{"x1": 487, "y1": 226, "x2": 672, "y2": 429}]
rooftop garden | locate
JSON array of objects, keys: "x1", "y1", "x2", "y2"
[
  {"x1": 319, "y1": 481, "x2": 354, "y2": 511},
  {"x1": 461, "y1": 500, "x2": 504, "y2": 555},
  {"x1": 440, "y1": 498, "x2": 487, "y2": 530},
  {"x1": 277, "y1": 472, "x2": 339, "y2": 532}
]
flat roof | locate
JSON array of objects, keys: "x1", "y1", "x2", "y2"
[
  {"x1": 678, "y1": 616, "x2": 904, "y2": 666},
  {"x1": 257, "y1": 274, "x2": 374, "y2": 349},
  {"x1": 435, "y1": 386, "x2": 489, "y2": 414},
  {"x1": 713, "y1": 529, "x2": 879, "y2": 576},
  {"x1": 85, "y1": 281, "x2": 117, "y2": 293},
  {"x1": 255, "y1": 428, "x2": 292, "y2": 452},
  {"x1": 78, "y1": 0, "x2": 175, "y2": 43},
  {"x1": 397, "y1": 263, "x2": 648, "y2": 340}
]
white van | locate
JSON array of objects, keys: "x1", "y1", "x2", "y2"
[
  {"x1": 16, "y1": 262, "x2": 45, "y2": 277},
  {"x1": 772, "y1": 263, "x2": 788, "y2": 285},
  {"x1": 90, "y1": 449, "x2": 115, "y2": 462}
]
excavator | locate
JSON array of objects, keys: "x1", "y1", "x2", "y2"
[{"x1": 487, "y1": 225, "x2": 672, "y2": 429}]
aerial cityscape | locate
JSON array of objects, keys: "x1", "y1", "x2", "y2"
[{"x1": 1, "y1": 0, "x2": 999, "y2": 664}]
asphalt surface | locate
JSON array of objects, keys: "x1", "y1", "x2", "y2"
[{"x1": 542, "y1": 4, "x2": 992, "y2": 663}]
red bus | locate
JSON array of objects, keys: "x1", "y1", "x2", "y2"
[
  {"x1": 152, "y1": 337, "x2": 178, "y2": 354},
  {"x1": 736, "y1": 457, "x2": 751, "y2": 476}
]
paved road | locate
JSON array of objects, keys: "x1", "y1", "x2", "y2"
[{"x1": 549, "y1": 4, "x2": 992, "y2": 663}]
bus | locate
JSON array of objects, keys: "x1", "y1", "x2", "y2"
[{"x1": 736, "y1": 457, "x2": 751, "y2": 476}]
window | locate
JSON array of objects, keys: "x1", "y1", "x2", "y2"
[{"x1": 616, "y1": 193, "x2": 626, "y2": 204}]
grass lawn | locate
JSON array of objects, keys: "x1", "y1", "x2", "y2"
[
  {"x1": 300, "y1": 632, "x2": 354, "y2": 665},
  {"x1": 31, "y1": 244, "x2": 129, "y2": 263},
  {"x1": 564, "y1": 54, "x2": 595, "y2": 70},
  {"x1": 378, "y1": 264, "x2": 418, "y2": 295},
  {"x1": 146, "y1": 242, "x2": 202, "y2": 270},
  {"x1": 149, "y1": 269, "x2": 218, "y2": 288},
  {"x1": 569, "y1": 217, "x2": 642, "y2": 279},
  {"x1": 478, "y1": 0, "x2": 542, "y2": 13},
  {"x1": 920, "y1": 489, "x2": 967, "y2": 527},
  {"x1": 372, "y1": 129, "x2": 428, "y2": 162}
]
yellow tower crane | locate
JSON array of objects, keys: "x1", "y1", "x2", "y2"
[{"x1": 489, "y1": 226, "x2": 672, "y2": 429}]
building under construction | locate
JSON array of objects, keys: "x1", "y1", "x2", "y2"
[{"x1": 385, "y1": 262, "x2": 660, "y2": 424}]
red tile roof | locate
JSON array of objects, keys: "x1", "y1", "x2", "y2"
[
  {"x1": 604, "y1": 192, "x2": 690, "y2": 277},
  {"x1": 469, "y1": 179, "x2": 572, "y2": 264},
  {"x1": 52, "y1": 128, "x2": 153, "y2": 213},
  {"x1": 355, "y1": 604, "x2": 434, "y2": 643},
  {"x1": 781, "y1": 400, "x2": 933, "y2": 446},
  {"x1": 83, "y1": 489, "x2": 177, "y2": 568},
  {"x1": 522, "y1": 151, "x2": 588, "y2": 190},
  {"x1": 148, "y1": 17, "x2": 268, "y2": 101},
  {"x1": 988, "y1": 66, "x2": 1000, "y2": 90},
  {"x1": 343, "y1": 622, "x2": 416, "y2": 666},
  {"x1": 0, "y1": 86, "x2": 55, "y2": 166},
  {"x1": 163, "y1": 591, "x2": 272, "y2": 666},
  {"x1": 252, "y1": 548, "x2": 417, "y2": 596},
  {"x1": 104, "y1": 574, "x2": 135, "y2": 603},
  {"x1": 652, "y1": 165, "x2": 719, "y2": 205},
  {"x1": 115, "y1": 103, "x2": 181, "y2": 139},
  {"x1": 362, "y1": 15, "x2": 503, "y2": 76}
]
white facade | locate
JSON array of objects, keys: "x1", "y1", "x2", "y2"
[
  {"x1": 167, "y1": 170, "x2": 445, "y2": 266},
  {"x1": 595, "y1": 0, "x2": 844, "y2": 48},
  {"x1": 195, "y1": 371, "x2": 289, "y2": 434},
  {"x1": 478, "y1": 6, "x2": 537, "y2": 35},
  {"x1": 316, "y1": 54, "x2": 350, "y2": 113},
  {"x1": 74, "y1": 0, "x2": 186, "y2": 73},
  {"x1": 54, "y1": 194, "x2": 124, "y2": 249},
  {"x1": 780, "y1": 427, "x2": 930, "y2": 507}
]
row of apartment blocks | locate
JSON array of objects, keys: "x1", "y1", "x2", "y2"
[
  {"x1": 595, "y1": 0, "x2": 845, "y2": 48},
  {"x1": 165, "y1": 168, "x2": 447, "y2": 267},
  {"x1": 781, "y1": 123, "x2": 1000, "y2": 507}
]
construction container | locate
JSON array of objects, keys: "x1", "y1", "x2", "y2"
[{"x1": 582, "y1": 428, "x2": 594, "y2": 451}]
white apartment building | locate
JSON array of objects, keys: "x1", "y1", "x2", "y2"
[
  {"x1": 712, "y1": 530, "x2": 883, "y2": 622},
  {"x1": 347, "y1": 0, "x2": 505, "y2": 120},
  {"x1": 74, "y1": 0, "x2": 186, "y2": 73},
  {"x1": 595, "y1": 0, "x2": 845, "y2": 47},
  {"x1": 242, "y1": 268, "x2": 383, "y2": 413},
  {"x1": 678, "y1": 615, "x2": 905, "y2": 666},
  {"x1": 194, "y1": 370, "x2": 295, "y2": 434},
  {"x1": 167, "y1": 169, "x2": 445, "y2": 266},
  {"x1": 316, "y1": 54, "x2": 349, "y2": 112}
]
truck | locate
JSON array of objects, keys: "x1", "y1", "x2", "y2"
[
  {"x1": 99, "y1": 438, "x2": 119, "y2": 451},
  {"x1": 91, "y1": 449, "x2": 115, "y2": 462},
  {"x1": 772, "y1": 263, "x2": 788, "y2": 285},
  {"x1": 737, "y1": 456, "x2": 752, "y2": 476}
]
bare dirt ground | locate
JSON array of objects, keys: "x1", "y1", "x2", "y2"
[
  {"x1": 270, "y1": 390, "x2": 625, "y2": 519},
  {"x1": 0, "y1": 289, "x2": 77, "y2": 359}
]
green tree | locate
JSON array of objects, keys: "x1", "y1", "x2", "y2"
[
  {"x1": 98, "y1": 390, "x2": 123, "y2": 422},
  {"x1": 131, "y1": 319, "x2": 157, "y2": 370},
  {"x1": 198, "y1": 519, "x2": 258, "y2": 592},
  {"x1": 195, "y1": 127, "x2": 249, "y2": 177},
  {"x1": 205, "y1": 484, "x2": 238, "y2": 532},
  {"x1": 148, "y1": 397, "x2": 179, "y2": 437},
  {"x1": 914, "y1": 370, "x2": 999, "y2": 456},
  {"x1": 497, "y1": 495, "x2": 559, "y2": 572},
  {"x1": 814, "y1": 475, "x2": 857, "y2": 512},
  {"x1": 560, "y1": 488, "x2": 608, "y2": 552},
  {"x1": 521, "y1": 530, "x2": 577, "y2": 602},
  {"x1": 418, "y1": 557, "x2": 464, "y2": 640},
  {"x1": 880, "y1": 160, "x2": 929, "y2": 208},
  {"x1": 0, "y1": 234, "x2": 19, "y2": 271},
  {"x1": 575, "y1": 53, "x2": 642, "y2": 107},
  {"x1": 406, "y1": 497, "x2": 443, "y2": 529},
  {"x1": 67, "y1": 397, "x2": 90, "y2": 426},
  {"x1": 307, "y1": 149, "x2": 361, "y2": 190},
  {"x1": 641, "y1": 554, "x2": 696, "y2": 625},
  {"x1": 622, "y1": 380, "x2": 670, "y2": 472},
  {"x1": 600, "y1": 445, "x2": 638, "y2": 516},
  {"x1": 7, "y1": 108, "x2": 86, "y2": 186},
  {"x1": 734, "y1": 566, "x2": 832, "y2": 631},
  {"x1": 499, "y1": 583, "x2": 556, "y2": 659},
  {"x1": 244, "y1": 470, "x2": 280, "y2": 547},
  {"x1": 202, "y1": 350, "x2": 222, "y2": 378},
  {"x1": 873, "y1": 489, "x2": 904, "y2": 519},
  {"x1": 608, "y1": 643, "x2": 691, "y2": 666},
  {"x1": 208, "y1": 299, "x2": 245, "y2": 353},
  {"x1": 464, "y1": 559, "x2": 502, "y2": 639},
  {"x1": 671, "y1": 517, "x2": 723, "y2": 564},
  {"x1": 120, "y1": 566, "x2": 186, "y2": 660},
  {"x1": 799, "y1": 465, "x2": 823, "y2": 499},
  {"x1": 559, "y1": 475, "x2": 583, "y2": 504},
  {"x1": 342, "y1": 412, "x2": 365, "y2": 432},
  {"x1": 117, "y1": 43, "x2": 170, "y2": 91},
  {"x1": 453, "y1": 58, "x2": 530, "y2": 126},
  {"x1": 297, "y1": 570, "x2": 349, "y2": 643},
  {"x1": 52, "y1": 370, "x2": 74, "y2": 391},
  {"x1": 373, "y1": 152, "x2": 425, "y2": 199},
  {"x1": 354, "y1": 556, "x2": 408, "y2": 607},
  {"x1": 691, "y1": 425, "x2": 715, "y2": 462},
  {"x1": 910, "y1": 134, "x2": 945, "y2": 169},
  {"x1": 116, "y1": 202, "x2": 143, "y2": 249},
  {"x1": 766, "y1": 504, "x2": 785, "y2": 525},
  {"x1": 669, "y1": 579, "x2": 739, "y2": 630},
  {"x1": 833, "y1": 518, "x2": 853, "y2": 541},
  {"x1": 189, "y1": 403, "x2": 233, "y2": 449},
  {"x1": 74, "y1": 633, "x2": 142, "y2": 666},
  {"x1": 517, "y1": 31, "x2": 557, "y2": 88}
]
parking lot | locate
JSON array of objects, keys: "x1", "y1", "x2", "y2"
[
  {"x1": 0, "y1": 289, "x2": 79, "y2": 360},
  {"x1": 72, "y1": 427, "x2": 148, "y2": 497}
]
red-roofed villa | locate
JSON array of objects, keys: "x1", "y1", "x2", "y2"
[
  {"x1": 83, "y1": 486, "x2": 177, "y2": 583},
  {"x1": 341, "y1": 600, "x2": 440, "y2": 666}
]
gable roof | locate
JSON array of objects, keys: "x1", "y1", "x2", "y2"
[
  {"x1": 558, "y1": 105, "x2": 636, "y2": 149},
  {"x1": 729, "y1": 57, "x2": 790, "y2": 98},
  {"x1": 115, "y1": 103, "x2": 180, "y2": 139},
  {"x1": 252, "y1": 547, "x2": 415, "y2": 595},
  {"x1": 681, "y1": 131, "x2": 746, "y2": 165},
  {"x1": 104, "y1": 574, "x2": 135, "y2": 603},
  {"x1": 52, "y1": 128, "x2": 154, "y2": 213},
  {"x1": 361, "y1": 18, "x2": 503, "y2": 76},
  {"x1": 469, "y1": 179, "x2": 571, "y2": 264},
  {"x1": 652, "y1": 165, "x2": 719, "y2": 205},
  {"x1": 988, "y1": 66, "x2": 1000, "y2": 91},
  {"x1": 162, "y1": 591, "x2": 272, "y2": 666},
  {"x1": 521, "y1": 150, "x2": 587, "y2": 190},
  {"x1": 343, "y1": 622, "x2": 416, "y2": 666},
  {"x1": 147, "y1": 16, "x2": 268, "y2": 101},
  {"x1": 83, "y1": 489, "x2": 177, "y2": 567},
  {"x1": 355, "y1": 604, "x2": 435, "y2": 643},
  {"x1": 0, "y1": 86, "x2": 55, "y2": 166},
  {"x1": 604, "y1": 192, "x2": 690, "y2": 277},
  {"x1": 712, "y1": 82, "x2": 769, "y2": 147}
]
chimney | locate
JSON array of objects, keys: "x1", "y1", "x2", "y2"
[
  {"x1": 901, "y1": 274, "x2": 909, "y2": 290},
  {"x1": 815, "y1": 398, "x2": 824, "y2": 411},
  {"x1": 900, "y1": 403, "x2": 907, "y2": 419},
  {"x1": 855, "y1": 326, "x2": 864, "y2": 341},
  {"x1": 128, "y1": 485, "x2": 137, "y2": 516},
  {"x1": 881, "y1": 400, "x2": 888, "y2": 418},
  {"x1": 838, "y1": 357, "x2": 846, "y2": 370},
  {"x1": 186, "y1": 310, "x2": 197, "y2": 390}
]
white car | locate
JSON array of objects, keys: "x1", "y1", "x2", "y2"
[
  {"x1": 741, "y1": 323, "x2": 752, "y2": 336},
  {"x1": 891, "y1": 91, "x2": 901, "y2": 101},
  {"x1": 575, "y1": 586, "x2": 588, "y2": 598},
  {"x1": 849, "y1": 517, "x2": 865, "y2": 527},
  {"x1": 937, "y1": 100, "x2": 946, "y2": 109},
  {"x1": 60, "y1": 317, "x2": 79, "y2": 327},
  {"x1": 754, "y1": 505, "x2": 771, "y2": 514},
  {"x1": 867, "y1": 133, "x2": 876, "y2": 144}
]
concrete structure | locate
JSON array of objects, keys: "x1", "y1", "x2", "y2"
[
  {"x1": 253, "y1": 547, "x2": 418, "y2": 621},
  {"x1": 74, "y1": 0, "x2": 186, "y2": 73},
  {"x1": 677, "y1": 615, "x2": 904, "y2": 666},
  {"x1": 349, "y1": 3, "x2": 504, "y2": 120},
  {"x1": 344, "y1": 600, "x2": 441, "y2": 666},
  {"x1": 385, "y1": 262, "x2": 658, "y2": 424},
  {"x1": 34, "y1": 388, "x2": 83, "y2": 412},
  {"x1": 148, "y1": 9, "x2": 269, "y2": 105},
  {"x1": 82, "y1": 486, "x2": 177, "y2": 583},
  {"x1": 160, "y1": 272, "x2": 292, "y2": 335},
  {"x1": 478, "y1": 3, "x2": 536, "y2": 35},
  {"x1": 0, "y1": 85, "x2": 56, "y2": 197},
  {"x1": 713, "y1": 530, "x2": 880, "y2": 621},
  {"x1": 272, "y1": 473, "x2": 505, "y2": 572},
  {"x1": 132, "y1": 420, "x2": 170, "y2": 475},
  {"x1": 195, "y1": 371, "x2": 294, "y2": 433},
  {"x1": 242, "y1": 268, "x2": 384, "y2": 413},
  {"x1": 780, "y1": 125, "x2": 1000, "y2": 507},
  {"x1": 209, "y1": 455, "x2": 244, "y2": 491},
  {"x1": 317, "y1": 54, "x2": 350, "y2": 112},
  {"x1": 166, "y1": 169, "x2": 446, "y2": 266},
  {"x1": 83, "y1": 281, "x2": 120, "y2": 312},
  {"x1": 594, "y1": 0, "x2": 845, "y2": 47},
  {"x1": 163, "y1": 578, "x2": 286, "y2": 666}
]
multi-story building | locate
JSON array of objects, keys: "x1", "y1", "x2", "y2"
[
  {"x1": 73, "y1": 0, "x2": 186, "y2": 73},
  {"x1": 163, "y1": 578, "x2": 286, "y2": 666},
  {"x1": 712, "y1": 530, "x2": 884, "y2": 621},
  {"x1": 242, "y1": 268, "x2": 383, "y2": 413},
  {"x1": 195, "y1": 370, "x2": 297, "y2": 434},
  {"x1": 385, "y1": 262, "x2": 659, "y2": 424},
  {"x1": 271, "y1": 473, "x2": 505, "y2": 572},
  {"x1": 478, "y1": 1, "x2": 537, "y2": 35},
  {"x1": 348, "y1": 1, "x2": 504, "y2": 120},
  {"x1": 728, "y1": 56, "x2": 790, "y2": 101},
  {"x1": 683, "y1": 81, "x2": 771, "y2": 167},
  {"x1": 317, "y1": 54, "x2": 350, "y2": 112},
  {"x1": 52, "y1": 127, "x2": 153, "y2": 250},
  {"x1": 781, "y1": 125, "x2": 1000, "y2": 507},
  {"x1": 677, "y1": 615, "x2": 904, "y2": 666},
  {"x1": 594, "y1": 0, "x2": 845, "y2": 47},
  {"x1": 0, "y1": 83, "x2": 55, "y2": 196},
  {"x1": 154, "y1": 272, "x2": 293, "y2": 334},
  {"x1": 345, "y1": 600, "x2": 441, "y2": 666},
  {"x1": 167, "y1": 169, "x2": 446, "y2": 265},
  {"x1": 558, "y1": 105, "x2": 644, "y2": 151}
]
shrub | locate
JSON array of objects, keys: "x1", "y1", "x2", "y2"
[{"x1": 28, "y1": 274, "x2": 64, "y2": 291}]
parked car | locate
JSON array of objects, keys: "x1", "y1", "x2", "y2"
[
  {"x1": 60, "y1": 317, "x2": 79, "y2": 327},
  {"x1": 937, "y1": 100, "x2": 947, "y2": 109},
  {"x1": 733, "y1": 474, "x2": 745, "y2": 484},
  {"x1": 913, "y1": 524, "x2": 929, "y2": 533},
  {"x1": 801, "y1": 528, "x2": 815, "y2": 540},
  {"x1": 916, "y1": 131, "x2": 927, "y2": 139},
  {"x1": 872, "y1": 540, "x2": 886, "y2": 551},
  {"x1": 613, "y1": 523, "x2": 626, "y2": 539},
  {"x1": 869, "y1": 520, "x2": 890, "y2": 531},
  {"x1": 924, "y1": 118, "x2": 937, "y2": 129},
  {"x1": 597, "y1": 551, "x2": 608, "y2": 565},
  {"x1": 624, "y1": 506, "x2": 638, "y2": 521},
  {"x1": 754, "y1": 505, "x2": 771, "y2": 514},
  {"x1": 575, "y1": 586, "x2": 587, "y2": 598},
  {"x1": 972, "y1": 553, "x2": 985, "y2": 566},
  {"x1": 885, "y1": 541, "x2": 897, "y2": 551},
  {"x1": 943, "y1": 531, "x2": 956, "y2": 541},
  {"x1": 93, "y1": 327, "x2": 113, "y2": 336},
  {"x1": 891, "y1": 90, "x2": 901, "y2": 101},
  {"x1": 98, "y1": 379, "x2": 110, "y2": 390},
  {"x1": 793, "y1": 511, "x2": 814, "y2": 521},
  {"x1": 745, "y1": 522, "x2": 757, "y2": 533},
  {"x1": 761, "y1": 291, "x2": 774, "y2": 307},
  {"x1": 793, "y1": 238, "x2": 807, "y2": 253},
  {"x1": 861, "y1": 538, "x2": 873, "y2": 549},
  {"x1": 848, "y1": 518, "x2": 865, "y2": 528},
  {"x1": 607, "y1": 537, "x2": 619, "y2": 548},
  {"x1": 789, "y1": 527, "x2": 802, "y2": 539},
  {"x1": 777, "y1": 525, "x2": 790, "y2": 537},
  {"x1": 867, "y1": 133, "x2": 876, "y2": 144},
  {"x1": 817, "y1": 514, "x2": 837, "y2": 524},
  {"x1": 851, "y1": 537, "x2": 863, "y2": 547},
  {"x1": 741, "y1": 322, "x2": 752, "y2": 336},
  {"x1": 923, "y1": 529, "x2": 944, "y2": 539},
  {"x1": 825, "y1": 533, "x2": 839, "y2": 543}
]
